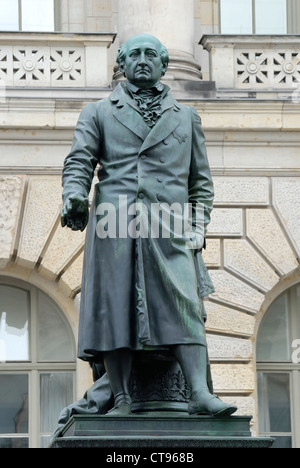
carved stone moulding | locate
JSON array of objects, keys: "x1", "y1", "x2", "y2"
[{"x1": 129, "y1": 352, "x2": 189, "y2": 413}]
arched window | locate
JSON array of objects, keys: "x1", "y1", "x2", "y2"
[
  {"x1": 257, "y1": 284, "x2": 300, "y2": 449},
  {"x1": 0, "y1": 278, "x2": 76, "y2": 448}
]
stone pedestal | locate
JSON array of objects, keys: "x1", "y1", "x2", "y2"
[{"x1": 50, "y1": 414, "x2": 274, "y2": 449}]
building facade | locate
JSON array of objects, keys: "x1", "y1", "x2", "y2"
[{"x1": 0, "y1": 0, "x2": 300, "y2": 448}]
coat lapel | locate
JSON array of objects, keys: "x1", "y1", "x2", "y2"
[
  {"x1": 139, "y1": 94, "x2": 181, "y2": 154},
  {"x1": 110, "y1": 84, "x2": 150, "y2": 142},
  {"x1": 110, "y1": 83, "x2": 182, "y2": 152}
]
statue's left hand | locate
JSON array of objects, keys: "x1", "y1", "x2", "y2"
[
  {"x1": 185, "y1": 231, "x2": 205, "y2": 253},
  {"x1": 61, "y1": 195, "x2": 89, "y2": 232}
]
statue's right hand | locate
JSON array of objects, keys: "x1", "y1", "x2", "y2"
[{"x1": 61, "y1": 195, "x2": 89, "y2": 232}]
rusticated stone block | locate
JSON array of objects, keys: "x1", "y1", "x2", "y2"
[
  {"x1": 211, "y1": 364, "x2": 255, "y2": 393},
  {"x1": 41, "y1": 224, "x2": 85, "y2": 280},
  {"x1": 247, "y1": 208, "x2": 298, "y2": 275},
  {"x1": 207, "y1": 334, "x2": 253, "y2": 361},
  {"x1": 209, "y1": 270, "x2": 265, "y2": 313},
  {"x1": 224, "y1": 239, "x2": 279, "y2": 292},
  {"x1": 213, "y1": 177, "x2": 269, "y2": 206},
  {"x1": 202, "y1": 239, "x2": 221, "y2": 267},
  {"x1": 205, "y1": 301, "x2": 256, "y2": 337},
  {"x1": 208, "y1": 209, "x2": 243, "y2": 237},
  {"x1": 273, "y1": 178, "x2": 300, "y2": 257},
  {"x1": 17, "y1": 176, "x2": 62, "y2": 268},
  {"x1": 0, "y1": 176, "x2": 25, "y2": 268},
  {"x1": 59, "y1": 252, "x2": 84, "y2": 297}
]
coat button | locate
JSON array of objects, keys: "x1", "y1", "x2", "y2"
[
  {"x1": 160, "y1": 156, "x2": 166, "y2": 163},
  {"x1": 138, "y1": 192, "x2": 145, "y2": 200},
  {"x1": 157, "y1": 177, "x2": 163, "y2": 183}
]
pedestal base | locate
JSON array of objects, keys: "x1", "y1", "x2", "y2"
[{"x1": 50, "y1": 414, "x2": 273, "y2": 449}]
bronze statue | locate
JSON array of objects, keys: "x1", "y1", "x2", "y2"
[{"x1": 61, "y1": 34, "x2": 237, "y2": 418}]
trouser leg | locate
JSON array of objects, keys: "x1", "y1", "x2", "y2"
[
  {"x1": 172, "y1": 344, "x2": 209, "y2": 401},
  {"x1": 103, "y1": 348, "x2": 133, "y2": 415},
  {"x1": 172, "y1": 344, "x2": 237, "y2": 417}
]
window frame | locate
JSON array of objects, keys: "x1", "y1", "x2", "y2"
[
  {"x1": 0, "y1": 277, "x2": 76, "y2": 448},
  {"x1": 219, "y1": 0, "x2": 300, "y2": 34},
  {"x1": 257, "y1": 284, "x2": 300, "y2": 449}
]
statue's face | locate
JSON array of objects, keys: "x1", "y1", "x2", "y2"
[{"x1": 120, "y1": 35, "x2": 168, "y2": 89}]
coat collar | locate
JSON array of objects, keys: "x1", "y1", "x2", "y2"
[{"x1": 110, "y1": 83, "x2": 181, "y2": 151}]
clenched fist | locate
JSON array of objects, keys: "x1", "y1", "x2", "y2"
[{"x1": 61, "y1": 195, "x2": 89, "y2": 232}]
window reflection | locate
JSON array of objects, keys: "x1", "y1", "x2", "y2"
[
  {"x1": 0, "y1": 286, "x2": 29, "y2": 362},
  {"x1": 0, "y1": 280, "x2": 75, "y2": 448},
  {"x1": 220, "y1": 0, "x2": 253, "y2": 34},
  {"x1": 0, "y1": 0, "x2": 55, "y2": 32},
  {"x1": 258, "y1": 373, "x2": 292, "y2": 434},
  {"x1": 0, "y1": 375, "x2": 29, "y2": 434},
  {"x1": 220, "y1": 0, "x2": 288, "y2": 34},
  {"x1": 37, "y1": 291, "x2": 75, "y2": 362},
  {"x1": 257, "y1": 293, "x2": 290, "y2": 362},
  {"x1": 0, "y1": 0, "x2": 18, "y2": 31},
  {"x1": 22, "y1": 0, "x2": 55, "y2": 32},
  {"x1": 255, "y1": 0, "x2": 287, "y2": 34}
]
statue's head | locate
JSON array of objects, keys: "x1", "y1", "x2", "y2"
[{"x1": 117, "y1": 34, "x2": 169, "y2": 89}]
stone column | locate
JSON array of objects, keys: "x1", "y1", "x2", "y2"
[{"x1": 115, "y1": 0, "x2": 202, "y2": 81}]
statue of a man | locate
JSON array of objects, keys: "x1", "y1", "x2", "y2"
[{"x1": 61, "y1": 34, "x2": 237, "y2": 418}]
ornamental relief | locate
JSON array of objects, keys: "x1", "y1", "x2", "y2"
[
  {"x1": 0, "y1": 46, "x2": 84, "y2": 87},
  {"x1": 236, "y1": 50, "x2": 300, "y2": 88}
]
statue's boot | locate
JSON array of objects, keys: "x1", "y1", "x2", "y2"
[
  {"x1": 188, "y1": 390, "x2": 237, "y2": 417},
  {"x1": 107, "y1": 393, "x2": 132, "y2": 416}
]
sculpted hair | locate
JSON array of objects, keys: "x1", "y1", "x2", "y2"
[{"x1": 117, "y1": 39, "x2": 170, "y2": 76}]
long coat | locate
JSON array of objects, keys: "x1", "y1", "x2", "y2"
[{"x1": 62, "y1": 83, "x2": 215, "y2": 362}]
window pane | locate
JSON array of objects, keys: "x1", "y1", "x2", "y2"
[
  {"x1": 220, "y1": 0, "x2": 253, "y2": 34},
  {"x1": 255, "y1": 0, "x2": 287, "y2": 34},
  {"x1": 0, "y1": 375, "x2": 29, "y2": 434},
  {"x1": 22, "y1": 0, "x2": 54, "y2": 32},
  {"x1": 0, "y1": 438, "x2": 29, "y2": 449},
  {"x1": 271, "y1": 436, "x2": 292, "y2": 449},
  {"x1": 257, "y1": 293, "x2": 290, "y2": 361},
  {"x1": 0, "y1": 286, "x2": 29, "y2": 362},
  {"x1": 0, "y1": 0, "x2": 19, "y2": 31},
  {"x1": 258, "y1": 373, "x2": 292, "y2": 433},
  {"x1": 37, "y1": 291, "x2": 74, "y2": 361},
  {"x1": 40, "y1": 372, "x2": 73, "y2": 446}
]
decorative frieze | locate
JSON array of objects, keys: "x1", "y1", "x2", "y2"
[
  {"x1": 0, "y1": 32, "x2": 115, "y2": 88},
  {"x1": 236, "y1": 50, "x2": 300, "y2": 89},
  {"x1": 201, "y1": 35, "x2": 300, "y2": 91}
]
